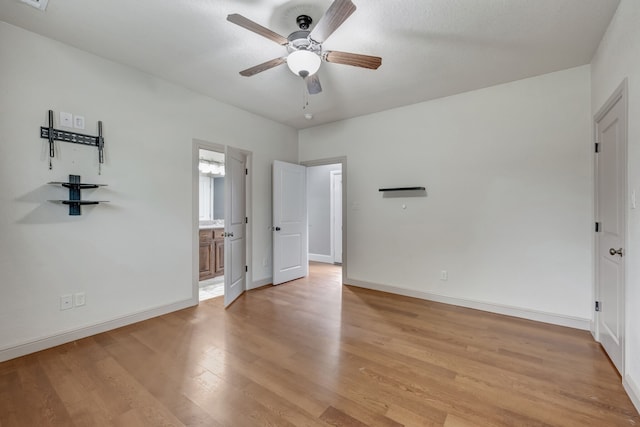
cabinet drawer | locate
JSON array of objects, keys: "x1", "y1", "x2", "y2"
[
  {"x1": 199, "y1": 229, "x2": 213, "y2": 242},
  {"x1": 213, "y1": 229, "x2": 225, "y2": 239}
]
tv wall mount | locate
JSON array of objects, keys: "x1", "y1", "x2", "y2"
[{"x1": 40, "y1": 110, "x2": 105, "y2": 174}]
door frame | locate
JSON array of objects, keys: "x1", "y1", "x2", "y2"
[
  {"x1": 192, "y1": 139, "x2": 253, "y2": 303},
  {"x1": 330, "y1": 170, "x2": 342, "y2": 264},
  {"x1": 592, "y1": 79, "x2": 628, "y2": 375},
  {"x1": 301, "y1": 157, "x2": 347, "y2": 282}
]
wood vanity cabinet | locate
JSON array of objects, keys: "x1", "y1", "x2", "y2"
[{"x1": 199, "y1": 228, "x2": 224, "y2": 280}]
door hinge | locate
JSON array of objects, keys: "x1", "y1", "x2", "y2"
[
  {"x1": 245, "y1": 217, "x2": 248, "y2": 224},
  {"x1": 595, "y1": 222, "x2": 601, "y2": 232},
  {"x1": 595, "y1": 301, "x2": 601, "y2": 312},
  {"x1": 595, "y1": 143, "x2": 600, "y2": 153},
  {"x1": 245, "y1": 168, "x2": 248, "y2": 175},
  {"x1": 245, "y1": 265, "x2": 248, "y2": 273}
]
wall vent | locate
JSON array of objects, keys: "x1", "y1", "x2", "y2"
[{"x1": 19, "y1": 0, "x2": 49, "y2": 11}]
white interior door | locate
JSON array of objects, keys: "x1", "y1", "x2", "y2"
[
  {"x1": 273, "y1": 160, "x2": 308, "y2": 285},
  {"x1": 331, "y1": 171, "x2": 343, "y2": 264},
  {"x1": 595, "y1": 87, "x2": 626, "y2": 374},
  {"x1": 224, "y1": 146, "x2": 246, "y2": 307}
]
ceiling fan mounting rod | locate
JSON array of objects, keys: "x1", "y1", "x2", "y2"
[{"x1": 296, "y1": 15, "x2": 312, "y2": 30}]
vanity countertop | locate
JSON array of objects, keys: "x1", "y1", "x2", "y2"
[{"x1": 199, "y1": 223, "x2": 224, "y2": 230}]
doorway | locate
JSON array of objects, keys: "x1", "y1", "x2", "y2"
[
  {"x1": 307, "y1": 163, "x2": 343, "y2": 265},
  {"x1": 302, "y1": 158, "x2": 346, "y2": 283},
  {"x1": 198, "y1": 148, "x2": 226, "y2": 301}
]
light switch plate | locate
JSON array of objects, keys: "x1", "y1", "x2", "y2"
[
  {"x1": 60, "y1": 112, "x2": 73, "y2": 128},
  {"x1": 74, "y1": 115, "x2": 85, "y2": 129}
]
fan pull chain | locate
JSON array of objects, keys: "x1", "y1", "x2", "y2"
[{"x1": 302, "y1": 83, "x2": 310, "y2": 110}]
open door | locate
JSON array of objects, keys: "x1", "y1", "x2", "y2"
[
  {"x1": 273, "y1": 161, "x2": 308, "y2": 285},
  {"x1": 224, "y1": 146, "x2": 247, "y2": 307},
  {"x1": 594, "y1": 83, "x2": 627, "y2": 373}
]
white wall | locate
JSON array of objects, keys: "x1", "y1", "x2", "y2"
[
  {"x1": 0, "y1": 23, "x2": 297, "y2": 360},
  {"x1": 300, "y1": 65, "x2": 592, "y2": 326},
  {"x1": 307, "y1": 164, "x2": 342, "y2": 259},
  {"x1": 591, "y1": 0, "x2": 640, "y2": 411}
]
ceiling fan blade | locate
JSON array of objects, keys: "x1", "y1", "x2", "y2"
[
  {"x1": 239, "y1": 57, "x2": 286, "y2": 76},
  {"x1": 227, "y1": 14, "x2": 289, "y2": 46},
  {"x1": 309, "y1": 0, "x2": 356, "y2": 43},
  {"x1": 305, "y1": 74, "x2": 322, "y2": 95},
  {"x1": 323, "y1": 50, "x2": 382, "y2": 70}
]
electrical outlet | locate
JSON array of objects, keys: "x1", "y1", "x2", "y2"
[
  {"x1": 74, "y1": 292, "x2": 86, "y2": 307},
  {"x1": 440, "y1": 270, "x2": 448, "y2": 281},
  {"x1": 60, "y1": 294, "x2": 73, "y2": 310},
  {"x1": 74, "y1": 115, "x2": 85, "y2": 130}
]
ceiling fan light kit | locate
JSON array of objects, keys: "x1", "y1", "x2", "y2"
[
  {"x1": 287, "y1": 50, "x2": 321, "y2": 76},
  {"x1": 227, "y1": 0, "x2": 381, "y2": 95}
]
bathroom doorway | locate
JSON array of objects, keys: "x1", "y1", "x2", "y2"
[{"x1": 198, "y1": 148, "x2": 225, "y2": 301}]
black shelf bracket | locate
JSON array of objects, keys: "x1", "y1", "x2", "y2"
[
  {"x1": 379, "y1": 186, "x2": 427, "y2": 198},
  {"x1": 40, "y1": 110, "x2": 105, "y2": 174},
  {"x1": 49, "y1": 175, "x2": 108, "y2": 216},
  {"x1": 378, "y1": 187, "x2": 426, "y2": 192}
]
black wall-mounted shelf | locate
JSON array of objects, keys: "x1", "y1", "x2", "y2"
[
  {"x1": 378, "y1": 187, "x2": 426, "y2": 192},
  {"x1": 48, "y1": 175, "x2": 108, "y2": 215}
]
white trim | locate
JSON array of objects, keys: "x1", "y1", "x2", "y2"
[
  {"x1": 309, "y1": 253, "x2": 334, "y2": 263},
  {"x1": 330, "y1": 170, "x2": 342, "y2": 264},
  {"x1": 623, "y1": 374, "x2": 640, "y2": 414},
  {"x1": 344, "y1": 278, "x2": 590, "y2": 330},
  {"x1": 0, "y1": 298, "x2": 196, "y2": 363}
]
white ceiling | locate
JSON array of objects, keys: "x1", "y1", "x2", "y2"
[{"x1": 0, "y1": 0, "x2": 619, "y2": 129}]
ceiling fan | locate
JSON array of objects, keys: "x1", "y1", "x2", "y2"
[{"x1": 227, "y1": 0, "x2": 382, "y2": 95}]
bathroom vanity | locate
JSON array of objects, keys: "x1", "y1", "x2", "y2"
[{"x1": 199, "y1": 226, "x2": 224, "y2": 280}]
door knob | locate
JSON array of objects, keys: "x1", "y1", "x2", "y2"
[
  {"x1": 609, "y1": 247, "x2": 623, "y2": 256},
  {"x1": 275, "y1": 227, "x2": 281, "y2": 231},
  {"x1": 224, "y1": 232, "x2": 234, "y2": 237}
]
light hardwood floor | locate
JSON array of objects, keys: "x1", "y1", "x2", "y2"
[{"x1": 1, "y1": 262, "x2": 638, "y2": 426}]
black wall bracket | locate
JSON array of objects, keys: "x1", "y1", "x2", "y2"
[
  {"x1": 49, "y1": 175, "x2": 108, "y2": 216},
  {"x1": 40, "y1": 110, "x2": 105, "y2": 174},
  {"x1": 378, "y1": 186, "x2": 427, "y2": 198}
]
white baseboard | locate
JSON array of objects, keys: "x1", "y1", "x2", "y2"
[
  {"x1": 624, "y1": 374, "x2": 640, "y2": 414},
  {"x1": 0, "y1": 297, "x2": 197, "y2": 363},
  {"x1": 250, "y1": 277, "x2": 272, "y2": 290},
  {"x1": 309, "y1": 253, "x2": 334, "y2": 264},
  {"x1": 344, "y1": 278, "x2": 591, "y2": 330}
]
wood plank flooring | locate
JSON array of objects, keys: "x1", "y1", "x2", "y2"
[{"x1": 1, "y1": 262, "x2": 638, "y2": 426}]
